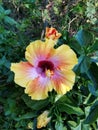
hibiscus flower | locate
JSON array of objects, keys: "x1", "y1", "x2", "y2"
[{"x1": 11, "y1": 39, "x2": 78, "y2": 100}]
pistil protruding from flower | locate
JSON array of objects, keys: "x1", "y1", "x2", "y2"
[{"x1": 45, "y1": 69, "x2": 54, "y2": 78}]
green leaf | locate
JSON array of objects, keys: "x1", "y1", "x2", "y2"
[
  {"x1": 91, "y1": 39, "x2": 98, "y2": 51},
  {"x1": 4, "y1": 98, "x2": 16, "y2": 116},
  {"x1": 22, "y1": 94, "x2": 49, "y2": 110},
  {"x1": 0, "y1": 56, "x2": 10, "y2": 68},
  {"x1": 15, "y1": 112, "x2": 36, "y2": 121},
  {"x1": 88, "y1": 82, "x2": 98, "y2": 96},
  {"x1": 84, "y1": 93, "x2": 96, "y2": 105},
  {"x1": 74, "y1": 55, "x2": 84, "y2": 72},
  {"x1": 4, "y1": 9, "x2": 11, "y2": 15},
  {"x1": 69, "y1": 38, "x2": 82, "y2": 54},
  {"x1": 87, "y1": 62, "x2": 98, "y2": 89},
  {"x1": 84, "y1": 101, "x2": 98, "y2": 124},
  {"x1": 80, "y1": 56, "x2": 91, "y2": 73},
  {"x1": 71, "y1": 120, "x2": 90, "y2": 130},
  {"x1": 56, "y1": 95, "x2": 77, "y2": 106},
  {"x1": 56, "y1": 95, "x2": 84, "y2": 115},
  {"x1": 25, "y1": 0, "x2": 36, "y2": 3},
  {"x1": 0, "y1": 56, "x2": 6, "y2": 65},
  {"x1": 68, "y1": 121, "x2": 77, "y2": 127},
  {"x1": 74, "y1": 55, "x2": 91, "y2": 74},
  {"x1": 55, "y1": 116, "x2": 67, "y2": 130},
  {"x1": 0, "y1": 5, "x2": 5, "y2": 13},
  {"x1": 57, "y1": 102, "x2": 84, "y2": 115},
  {"x1": 75, "y1": 29, "x2": 93, "y2": 46},
  {"x1": 4, "y1": 16, "x2": 17, "y2": 25}
]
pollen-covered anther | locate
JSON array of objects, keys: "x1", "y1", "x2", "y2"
[{"x1": 45, "y1": 69, "x2": 54, "y2": 77}]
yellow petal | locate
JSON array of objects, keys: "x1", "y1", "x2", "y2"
[
  {"x1": 10, "y1": 62, "x2": 38, "y2": 88},
  {"x1": 25, "y1": 39, "x2": 55, "y2": 66},
  {"x1": 52, "y1": 69, "x2": 75, "y2": 95},
  {"x1": 49, "y1": 44, "x2": 78, "y2": 70},
  {"x1": 25, "y1": 77, "x2": 53, "y2": 100}
]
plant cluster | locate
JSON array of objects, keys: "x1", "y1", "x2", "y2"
[{"x1": 0, "y1": 0, "x2": 98, "y2": 130}]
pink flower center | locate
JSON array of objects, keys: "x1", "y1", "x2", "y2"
[{"x1": 37, "y1": 60, "x2": 54, "y2": 77}]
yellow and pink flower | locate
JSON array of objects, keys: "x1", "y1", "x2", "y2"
[
  {"x1": 11, "y1": 39, "x2": 78, "y2": 100},
  {"x1": 45, "y1": 27, "x2": 61, "y2": 40}
]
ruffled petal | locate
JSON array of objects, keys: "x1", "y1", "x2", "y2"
[
  {"x1": 52, "y1": 69, "x2": 75, "y2": 95},
  {"x1": 49, "y1": 44, "x2": 78, "y2": 70},
  {"x1": 25, "y1": 77, "x2": 53, "y2": 100},
  {"x1": 10, "y1": 62, "x2": 38, "y2": 88},
  {"x1": 25, "y1": 39, "x2": 55, "y2": 66}
]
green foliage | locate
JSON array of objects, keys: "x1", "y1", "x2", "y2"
[
  {"x1": 0, "y1": 0, "x2": 98, "y2": 129},
  {"x1": 85, "y1": 0, "x2": 98, "y2": 24},
  {"x1": 75, "y1": 29, "x2": 93, "y2": 46},
  {"x1": 55, "y1": 95, "x2": 84, "y2": 115},
  {"x1": 22, "y1": 94, "x2": 49, "y2": 110},
  {"x1": 84, "y1": 101, "x2": 98, "y2": 124},
  {"x1": 55, "y1": 116, "x2": 67, "y2": 130}
]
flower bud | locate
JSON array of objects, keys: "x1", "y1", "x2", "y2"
[{"x1": 37, "y1": 111, "x2": 51, "y2": 129}]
